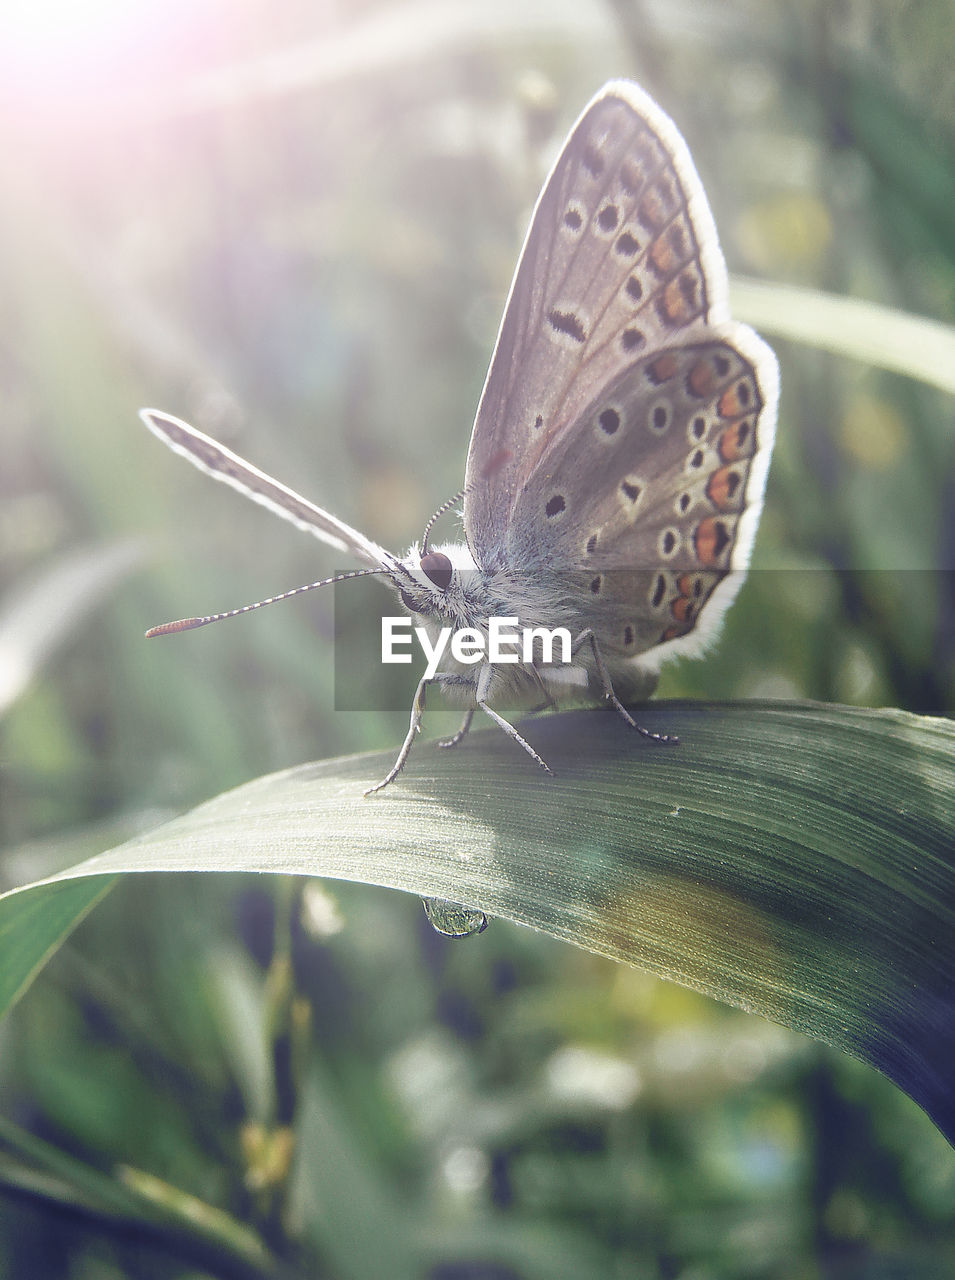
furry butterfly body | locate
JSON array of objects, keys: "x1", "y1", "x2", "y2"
[{"x1": 142, "y1": 79, "x2": 778, "y2": 795}]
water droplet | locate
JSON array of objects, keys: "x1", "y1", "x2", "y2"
[{"x1": 422, "y1": 897, "x2": 488, "y2": 937}]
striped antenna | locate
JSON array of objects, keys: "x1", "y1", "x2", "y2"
[
  {"x1": 420, "y1": 489, "x2": 466, "y2": 556},
  {"x1": 145, "y1": 568, "x2": 389, "y2": 637}
]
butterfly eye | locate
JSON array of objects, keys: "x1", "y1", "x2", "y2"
[{"x1": 420, "y1": 551, "x2": 453, "y2": 590}]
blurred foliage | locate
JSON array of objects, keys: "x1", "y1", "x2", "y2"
[{"x1": 0, "y1": 0, "x2": 953, "y2": 1277}]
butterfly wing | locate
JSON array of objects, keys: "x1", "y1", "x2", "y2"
[
  {"x1": 511, "y1": 330, "x2": 776, "y2": 665},
  {"x1": 463, "y1": 79, "x2": 777, "y2": 663},
  {"x1": 140, "y1": 410, "x2": 399, "y2": 573}
]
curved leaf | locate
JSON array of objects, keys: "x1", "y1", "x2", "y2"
[
  {"x1": 1, "y1": 701, "x2": 952, "y2": 1142},
  {"x1": 0, "y1": 540, "x2": 144, "y2": 717},
  {"x1": 730, "y1": 276, "x2": 955, "y2": 394}
]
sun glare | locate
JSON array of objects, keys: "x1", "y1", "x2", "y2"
[
  {"x1": 3, "y1": 0, "x2": 132, "y2": 38},
  {"x1": 2, "y1": 0, "x2": 147, "y2": 59},
  {"x1": 0, "y1": 0, "x2": 207, "y2": 110}
]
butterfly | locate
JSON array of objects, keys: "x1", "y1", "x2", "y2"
[{"x1": 142, "y1": 79, "x2": 778, "y2": 799}]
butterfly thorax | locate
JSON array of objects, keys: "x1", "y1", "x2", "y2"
[{"x1": 391, "y1": 540, "x2": 658, "y2": 705}]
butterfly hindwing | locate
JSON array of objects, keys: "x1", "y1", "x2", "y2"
[{"x1": 511, "y1": 337, "x2": 771, "y2": 656}]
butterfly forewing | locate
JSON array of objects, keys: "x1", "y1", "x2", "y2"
[
  {"x1": 140, "y1": 410, "x2": 399, "y2": 573},
  {"x1": 464, "y1": 81, "x2": 725, "y2": 565}
]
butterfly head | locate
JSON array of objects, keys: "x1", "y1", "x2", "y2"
[{"x1": 394, "y1": 541, "x2": 478, "y2": 620}]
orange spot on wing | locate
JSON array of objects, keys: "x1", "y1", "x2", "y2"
[
  {"x1": 649, "y1": 236, "x2": 676, "y2": 276},
  {"x1": 659, "y1": 278, "x2": 693, "y2": 325},
  {"x1": 718, "y1": 382, "x2": 752, "y2": 418},
  {"x1": 647, "y1": 352, "x2": 678, "y2": 383},
  {"x1": 687, "y1": 359, "x2": 718, "y2": 398},
  {"x1": 718, "y1": 421, "x2": 752, "y2": 462},
  {"x1": 694, "y1": 517, "x2": 732, "y2": 567},
  {"x1": 706, "y1": 466, "x2": 743, "y2": 511},
  {"x1": 638, "y1": 187, "x2": 666, "y2": 231}
]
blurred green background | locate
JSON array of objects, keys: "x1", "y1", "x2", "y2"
[{"x1": 1, "y1": 0, "x2": 953, "y2": 1276}]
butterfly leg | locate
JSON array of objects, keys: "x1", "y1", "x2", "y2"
[
  {"x1": 364, "y1": 672, "x2": 447, "y2": 796},
  {"x1": 474, "y1": 663, "x2": 553, "y2": 774},
  {"x1": 526, "y1": 664, "x2": 560, "y2": 715},
  {"x1": 572, "y1": 630, "x2": 677, "y2": 745},
  {"x1": 438, "y1": 706, "x2": 475, "y2": 750}
]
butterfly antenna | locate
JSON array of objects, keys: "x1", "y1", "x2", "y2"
[
  {"x1": 145, "y1": 568, "x2": 389, "y2": 637},
  {"x1": 420, "y1": 488, "x2": 467, "y2": 556}
]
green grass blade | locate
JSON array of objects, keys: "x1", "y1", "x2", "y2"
[
  {"x1": 0, "y1": 541, "x2": 144, "y2": 717},
  {"x1": 0, "y1": 877, "x2": 117, "y2": 1015},
  {"x1": 1, "y1": 702, "x2": 952, "y2": 1142},
  {"x1": 730, "y1": 276, "x2": 955, "y2": 394}
]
